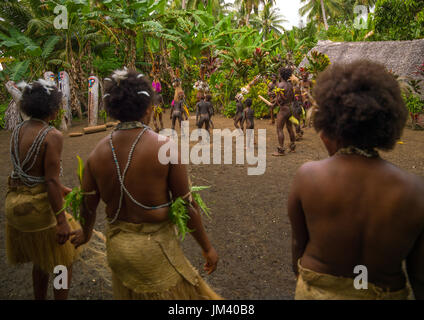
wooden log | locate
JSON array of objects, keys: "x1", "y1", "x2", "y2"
[
  {"x1": 83, "y1": 124, "x2": 107, "y2": 134},
  {"x1": 258, "y1": 95, "x2": 274, "y2": 107},
  {"x1": 69, "y1": 132, "x2": 84, "y2": 137},
  {"x1": 105, "y1": 121, "x2": 119, "y2": 128}
]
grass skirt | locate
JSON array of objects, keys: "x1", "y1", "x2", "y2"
[
  {"x1": 5, "y1": 183, "x2": 81, "y2": 274},
  {"x1": 112, "y1": 272, "x2": 221, "y2": 300},
  {"x1": 106, "y1": 219, "x2": 222, "y2": 300},
  {"x1": 295, "y1": 260, "x2": 411, "y2": 300}
]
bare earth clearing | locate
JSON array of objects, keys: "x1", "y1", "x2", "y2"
[{"x1": 0, "y1": 114, "x2": 423, "y2": 299}]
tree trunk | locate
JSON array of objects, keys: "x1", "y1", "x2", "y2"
[
  {"x1": 129, "y1": 36, "x2": 137, "y2": 71},
  {"x1": 320, "y1": 0, "x2": 329, "y2": 31},
  {"x1": 69, "y1": 54, "x2": 84, "y2": 119}
]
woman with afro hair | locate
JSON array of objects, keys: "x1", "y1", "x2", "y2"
[
  {"x1": 288, "y1": 60, "x2": 424, "y2": 300},
  {"x1": 5, "y1": 79, "x2": 80, "y2": 300}
]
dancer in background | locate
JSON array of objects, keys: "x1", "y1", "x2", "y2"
[
  {"x1": 288, "y1": 60, "x2": 424, "y2": 300},
  {"x1": 267, "y1": 74, "x2": 278, "y2": 124},
  {"x1": 241, "y1": 98, "x2": 255, "y2": 149},
  {"x1": 233, "y1": 94, "x2": 244, "y2": 129},
  {"x1": 152, "y1": 92, "x2": 165, "y2": 133},
  {"x1": 273, "y1": 67, "x2": 296, "y2": 156},
  {"x1": 151, "y1": 74, "x2": 165, "y2": 132},
  {"x1": 170, "y1": 91, "x2": 186, "y2": 130},
  {"x1": 196, "y1": 94, "x2": 213, "y2": 134}
]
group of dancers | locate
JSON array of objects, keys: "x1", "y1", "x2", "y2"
[{"x1": 232, "y1": 66, "x2": 315, "y2": 155}]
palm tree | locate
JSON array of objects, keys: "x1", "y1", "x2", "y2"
[
  {"x1": 356, "y1": 0, "x2": 377, "y2": 10},
  {"x1": 234, "y1": 0, "x2": 275, "y2": 26},
  {"x1": 250, "y1": 3, "x2": 286, "y2": 39},
  {"x1": 299, "y1": 0, "x2": 344, "y2": 30}
]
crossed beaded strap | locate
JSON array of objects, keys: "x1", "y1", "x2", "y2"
[
  {"x1": 108, "y1": 125, "x2": 172, "y2": 224},
  {"x1": 10, "y1": 119, "x2": 53, "y2": 187}
]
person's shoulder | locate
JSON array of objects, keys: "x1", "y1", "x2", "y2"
[
  {"x1": 295, "y1": 158, "x2": 330, "y2": 180},
  {"x1": 87, "y1": 134, "x2": 110, "y2": 162},
  {"x1": 146, "y1": 129, "x2": 173, "y2": 148},
  {"x1": 46, "y1": 127, "x2": 63, "y2": 144},
  {"x1": 382, "y1": 161, "x2": 424, "y2": 201}
]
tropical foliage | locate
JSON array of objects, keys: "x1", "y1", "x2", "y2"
[{"x1": 0, "y1": 0, "x2": 423, "y2": 124}]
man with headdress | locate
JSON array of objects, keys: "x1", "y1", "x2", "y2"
[
  {"x1": 272, "y1": 67, "x2": 297, "y2": 156},
  {"x1": 267, "y1": 73, "x2": 278, "y2": 124}
]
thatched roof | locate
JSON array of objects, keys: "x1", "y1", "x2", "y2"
[{"x1": 300, "y1": 39, "x2": 424, "y2": 81}]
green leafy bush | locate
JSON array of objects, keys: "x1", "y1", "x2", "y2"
[
  {"x1": 374, "y1": 0, "x2": 424, "y2": 40},
  {"x1": 223, "y1": 100, "x2": 237, "y2": 118},
  {"x1": 246, "y1": 82, "x2": 269, "y2": 118},
  {"x1": 403, "y1": 93, "x2": 424, "y2": 129},
  {"x1": 306, "y1": 51, "x2": 331, "y2": 79},
  {"x1": 0, "y1": 103, "x2": 8, "y2": 129}
]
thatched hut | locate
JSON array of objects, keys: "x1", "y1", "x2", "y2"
[
  {"x1": 300, "y1": 39, "x2": 424, "y2": 87},
  {"x1": 300, "y1": 39, "x2": 424, "y2": 127}
]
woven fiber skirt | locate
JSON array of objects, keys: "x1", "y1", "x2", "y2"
[
  {"x1": 106, "y1": 219, "x2": 222, "y2": 300},
  {"x1": 5, "y1": 183, "x2": 81, "y2": 274}
]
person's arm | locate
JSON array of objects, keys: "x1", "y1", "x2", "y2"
[
  {"x1": 168, "y1": 151, "x2": 218, "y2": 274},
  {"x1": 287, "y1": 166, "x2": 309, "y2": 277},
  {"x1": 183, "y1": 99, "x2": 189, "y2": 120},
  {"x1": 160, "y1": 96, "x2": 165, "y2": 113},
  {"x1": 196, "y1": 102, "x2": 199, "y2": 123},
  {"x1": 170, "y1": 102, "x2": 174, "y2": 119},
  {"x1": 241, "y1": 109, "x2": 246, "y2": 132},
  {"x1": 44, "y1": 130, "x2": 70, "y2": 245},
  {"x1": 71, "y1": 157, "x2": 100, "y2": 248},
  {"x1": 407, "y1": 230, "x2": 424, "y2": 300}
]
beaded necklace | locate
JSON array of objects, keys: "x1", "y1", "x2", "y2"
[
  {"x1": 336, "y1": 146, "x2": 379, "y2": 158},
  {"x1": 10, "y1": 118, "x2": 54, "y2": 186},
  {"x1": 108, "y1": 121, "x2": 172, "y2": 224}
]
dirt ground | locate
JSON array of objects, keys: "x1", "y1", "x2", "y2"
[{"x1": 0, "y1": 114, "x2": 423, "y2": 300}]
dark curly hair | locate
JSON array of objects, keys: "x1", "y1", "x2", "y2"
[
  {"x1": 245, "y1": 98, "x2": 252, "y2": 107},
  {"x1": 280, "y1": 67, "x2": 293, "y2": 81},
  {"x1": 20, "y1": 81, "x2": 61, "y2": 119},
  {"x1": 104, "y1": 70, "x2": 154, "y2": 122},
  {"x1": 313, "y1": 60, "x2": 407, "y2": 151}
]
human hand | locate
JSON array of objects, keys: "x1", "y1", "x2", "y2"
[
  {"x1": 62, "y1": 186, "x2": 72, "y2": 197},
  {"x1": 56, "y1": 220, "x2": 71, "y2": 245},
  {"x1": 202, "y1": 247, "x2": 218, "y2": 275},
  {"x1": 70, "y1": 229, "x2": 87, "y2": 249}
]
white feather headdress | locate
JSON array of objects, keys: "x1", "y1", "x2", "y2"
[{"x1": 111, "y1": 68, "x2": 129, "y2": 85}]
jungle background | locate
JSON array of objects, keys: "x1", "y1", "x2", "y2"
[
  {"x1": 0, "y1": 0, "x2": 423, "y2": 126},
  {"x1": 0, "y1": 0, "x2": 424, "y2": 300}
]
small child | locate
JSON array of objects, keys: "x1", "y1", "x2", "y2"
[
  {"x1": 233, "y1": 95, "x2": 244, "y2": 129},
  {"x1": 196, "y1": 94, "x2": 212, "y2": 132},
  {"x1": 241, "y1": 98, "x2": 255, "y2": 148}
]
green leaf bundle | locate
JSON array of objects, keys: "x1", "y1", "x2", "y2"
[{"x1": 169, "y1": 185, "x2": 211, "y2": 241}]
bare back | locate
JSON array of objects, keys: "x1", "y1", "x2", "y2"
[
  {"x1": 293, "y1": 155, "x2": 424, "y2": 290},
  {"x1": 276, "y1": 80, "x2": 294, "y2": 107},
  {"x1": 10, "y1": 121, "x2": 60, "y2": 187},
  {"x1": 87, "y1": 129, "x2": 174, "y2": 224}
]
